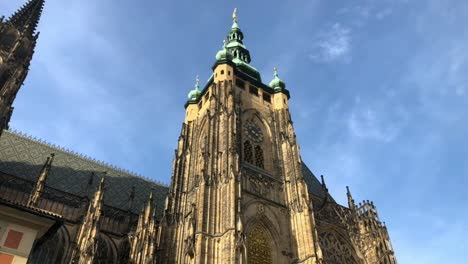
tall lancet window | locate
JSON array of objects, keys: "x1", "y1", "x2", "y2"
[
  {"x1": 254, "y1": 145, "x2": 264, "y2": 169},
  {"x1": 244, "y1": 121, "x2": 265, "y2": 169},
  {"x1": 244, "y1": 140, "x2": 253, "y2": 164}
]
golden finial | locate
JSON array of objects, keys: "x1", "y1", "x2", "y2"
[{"x1": 233, "y1": 8, "x2": 238, "y2": 22}]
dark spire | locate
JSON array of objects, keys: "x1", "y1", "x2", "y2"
[
  {"x1": 8, "y1": 0, "x2": 45, "y2": 36},
  {"x1": 346, "y1": 186, "x2": 356, "y2": 210},
  {"x1": 320, "y1": 175, "x2": 328, "y2": 193}
]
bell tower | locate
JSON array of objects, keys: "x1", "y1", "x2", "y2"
[
  {"x1": 0, "y1": 0, "x2": 44, "y2": 136},
  {"x1": 158, "y1": 9, "x2": 323, "y2": 264}
]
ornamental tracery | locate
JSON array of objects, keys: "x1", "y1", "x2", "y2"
[
  {"x1": 319, "y1": 231, "x2": 360, "y2": 264},
  {"x1": 243, "y1": 120, "x2": 266, "y2": 170}
]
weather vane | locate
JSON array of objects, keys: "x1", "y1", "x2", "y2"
[{"x1": 233, "y1": 8, "x2": 238, "y2": 22}]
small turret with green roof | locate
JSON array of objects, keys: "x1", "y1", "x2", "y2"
[
  {"x1": 187, "y1": 75, "x2": 202, "y2": 102},
  {"x1": 269, "y1": 67, "x2": 286, "y2": 91},
  {"x1": 215, "y1": 40, "x2": 233, "y2": 62}
]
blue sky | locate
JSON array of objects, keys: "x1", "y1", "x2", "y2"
[{"x1": 1, "y1": 0, "x2": 467, "y2": 262}]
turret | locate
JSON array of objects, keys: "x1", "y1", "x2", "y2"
[{"x1": 355, "y1": 199, "x2": 397, "y2": 264}]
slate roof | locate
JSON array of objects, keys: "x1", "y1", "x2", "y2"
[
  {"x1": 0, "y1": 130, "x2": 329, "y2": 218},
  {"x1": 0, "y1": 130, "x2": 168, "y2": 217},
  {"x1": 302, "y1": 163, "x2": 327, "y2": 199}
]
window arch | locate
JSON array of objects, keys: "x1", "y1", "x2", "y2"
[
  {"x1": 93, "y1": 235, "x2": 116, "y2": 264},
  {"x1": 28, "y1": 226, "x2": 68, "y2": 264},
  {"x1": 247, "y1": 224, "x2": 272, "y2": 264},
  {"x1": 243, "y1": 118, "x2": 271, "y2": 171},
  {"x1": 319, "y1": 231, "x2": 359, "y2": 264}
]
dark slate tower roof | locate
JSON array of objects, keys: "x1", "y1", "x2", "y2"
[{"x1": 0, "y1": 130, "x2": 168, "y2": 216}]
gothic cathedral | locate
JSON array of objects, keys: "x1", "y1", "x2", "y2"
[{"x1": 0, "y1": 2, "x2": 397, "y2": 264}]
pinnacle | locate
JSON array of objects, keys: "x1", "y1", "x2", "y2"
[{"x1": 8, "y1": 0, "x2": 45, "y2": 36}]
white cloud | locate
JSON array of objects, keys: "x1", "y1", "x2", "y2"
[
  {"x1": 309, "y1": 23, "x2": 351, "y2": 63},
  {"x1": 347, "y1": 97, "x2": 409, "y2": 143},
  {"x1": 376, "y1": 8, "x2": 392, "y2": 20},
  {"x1": 348, "y1": 108, "x2": 397, "y2": 142}
]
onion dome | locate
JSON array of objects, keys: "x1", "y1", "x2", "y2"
[
  {"x1": 187, "y1": 75, "x2": 202, "y2": 102},
  {"x1": 269, "y1": 67, "x2": 286, "y2": 91},
  {"x1": 215, "y1": 40, "x2": 233, "y2": 62}
]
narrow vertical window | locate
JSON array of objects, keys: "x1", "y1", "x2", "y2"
[
  {"x1": 244, "y1": 140, "x2": 253, "y2": 163},
  {"x1": 254, "y1": 145, "x2": 264, "y2": 169}
]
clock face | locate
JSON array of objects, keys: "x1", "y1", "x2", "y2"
[{"x1": 245, "y1": 122, "x2": 263, "y2": 143}]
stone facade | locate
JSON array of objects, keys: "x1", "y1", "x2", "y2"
[{"x1": 0, "y1": 2, "x2": 397, "y2": 264}]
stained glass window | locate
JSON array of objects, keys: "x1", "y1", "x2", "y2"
[
  {"x1": 244, "y1": 140, "x2": 253, "y2": 163},
  {"x1": 254, "y1": 145, "x2": 264, "y2": 169},
  {"x1": 247, "y1": 225, "x2": 272, "y2": 264}
]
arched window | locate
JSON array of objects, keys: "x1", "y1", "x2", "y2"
[
  {"x1": 244, "y1": 120, "x2": 267, "y2": 170},
  {"x1": 254, "y1": 145, "x2": 264, "y2": 169},
  {"x1": 28, "y1": 226, "x2": 68, "y2": 264},
  {"x1": 244, "y1": 140, "x2": 253, "y2": 163},
  {"x1": 93, "y1": 235, "x2": 116, "y2": 264},
  {"x1": 247, "y1": 224, "x2": 272, "y2": 264},
  {"x1": 319, "y1": 231, "x2": 359, "y2": 264}
]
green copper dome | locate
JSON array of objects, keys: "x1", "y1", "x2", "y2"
[
  {"x1": 187, "y1": 76, "x2": 202, "y2": 102},
  {"x1": 215, "y1": 40, "x2": 233, "y2": 61},
  {"x1": 269, "y1": 67, "x2": 286, "y2": 91}
]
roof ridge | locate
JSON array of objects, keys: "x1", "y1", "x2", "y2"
[{"x1": 6, "y1": 129, "x2": 169, "y2": 188}]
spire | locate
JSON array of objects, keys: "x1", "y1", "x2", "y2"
[
  {"x1": 346, "y1": 186, "x2": 356, "y2": 210},
  {"x1": 27, "y1": 153, "x2": 54, "y2": 207},
  {"x1": 130, "y1": 191, "x2": 158, "y2": 264},
  {"x1": 225, "y1": 8, "x2": 251, "y2": 64},
  {"x1": 8, "y1": 0, "x2": 45, "y2": 36},
  {"x1": 195, "y1": 74, "x2": 200, "y2": 90},
  {"x1": 71, "y1": 172, "x2": 106, "y2": 264},
  {"x1": 320, "y1": 175, "x2": 328, "y2": 192}
]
